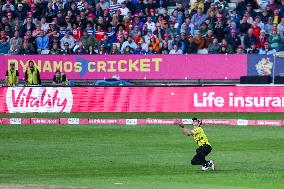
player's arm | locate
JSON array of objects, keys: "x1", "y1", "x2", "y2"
[{"x1": 177, "y1": 121, "x2": 193, "y2": 136}]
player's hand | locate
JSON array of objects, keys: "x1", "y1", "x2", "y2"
[{"x1": 177, "y1": 120, "x2": 184, "y2": 128}]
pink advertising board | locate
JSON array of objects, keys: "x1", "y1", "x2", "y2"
[
  {"x1": 2, "y1": 86, "x2": 284, "y2": 113},
  {"x1": 0, "y1": 55, "x2": 247, "y2": 80}
]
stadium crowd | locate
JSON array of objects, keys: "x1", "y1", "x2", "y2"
[{"x1": 0, "y1": 0, "x2": 284, "y2": 55}]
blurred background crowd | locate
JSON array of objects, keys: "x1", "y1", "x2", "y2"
[{"x1": 0, "y1": 0, "x2": 284, "y2": 55}]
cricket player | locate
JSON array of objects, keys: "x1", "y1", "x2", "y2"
[{"x1": 178, "y1": 118, "x2": 215, "y2": 171}]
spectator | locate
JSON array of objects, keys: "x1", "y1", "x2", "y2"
[
  {"x1": 169, "y1": 44, "x2": 182, "y2": 54},
  {"x1": 150, "y1": 35, "x2": 160, "y2": 53},
  {"x1": 110, "y1": 0, "x2": 121, "y2": 14},
  {"x1": 206, "y1": 3, "x2": 217, "y2": 17},
  {"x1": 21, "y1": 17, "x2": 36, "y2": 37},
  {"x1": 277, "y1": 17, "x2": 284, "y2": 40},
  {"x1": 36, "y1": 30, "x2": 49, "y2": 54},
  {"x1": 219, "y1": 44, "x2": 229, "y2": 54},
  {"x1": 193, "y1": 31, "x2": 206, "y2": 50},
  {"x1": 255, "y1": 16, "x2": 265, "y2": 30},
  {"x1": 215, "y1": 0, "x2": 228, "y2": 11},
  {"x1": 10, "y1": 30, "x2": 22, "y2": 50},
  {"x1": 81, "y1": 30, "x2": 98, "y2": 50},
  {"x1": 106, "y1": 25, "x2": 117, "y2": 43},
  {"x1": 99, "y1": 0, "x2": 110, "y2": 10},
  {"x1": 281, "y1": 0, "x2": 284, "y2": 17},
  {"x1": 265, "y1": 17, "x2": 274, "y2": 34},
  {"x1": 14, "y1": 4, "x2": 26, "y2": 21},
  {"x1": 121, "y1": 36, "x2": 137, "y2": 53},
  {"x1": 244, "y1": 29, "x2": 257, "y2": 50},
  {"x1": 261, "y1": 10, "x2": 270, "y2": 24},
  {"x1": 251, "y1": 21, "x2": 261, "y2": 40},
  {"x1": 40, "y1": 18, "x2": 50, "y2": 33},
  {"x1": 61, "y1": 42, "x2": 73, "y2": 54},
  {"x1": 236, "y1": 45, "x2": 245, "y2": 54},
  {"x1": 25, "y1": 60, "x2": 41, "y2": 85},
  {"x1": 230, "y1": 8, "x2": 240, "y2": 24},
  {"x1": 53, "y1": 70, "x2": 68, "y2": 86},
  {"x1": 191, "y1": 8, "x2": 207, "y2": 30},
  {"x1": 190, "y1": 1, "x2": 204, "y2": 12},
  {"x1": 19, "y1": 42, "x2": 35, "y2": 55},
  {"x1": 95, "y1": 24, "x2": 105, "y2": 41},
  {"x1": 60, "y1": 32, "x2": 75, "y2": 50},
  {"x1": 208, "y1": 38, "x2": 221, "y2": 54},
  {"x1": 239, "y1": 16, "x2": 252, "y2": 34},
  {"x1": 213, "y1": 13, "x2": 225, "y2": 42},
  {"x1": 204, "y1": 30, "x2": 215, "y2": 46},
  {"x1": 100, "y1": 35, "x2": 112, "y2": 52},
  {"x1": 268, "y1": 28, "x2": 282, "y2": 51},
  {"x1": 47, "y1": 23, "x2": 59, "y2": 45},
  {"x1": 87, "y1": 46, "x2": 97, "y2": 55},
  {"x1": 119, "y1": 1, "x2": 130, "y2": 16},
  {"x1": 160, "y1": 40, "x2": 170, "y2": 54},
  {"x1": 49, "y1": 43, "x2": 61, "y2": 55},
  {"x1": 110, "y1": 43, "x2": 120, "y2": 54},
  {"x1": 133, "y1": 42, "x2": 147, "y2": 54},
  {"x1": 172, "y1": 35, "x2": 185, "y2": 53},
  {"x1": 259, "y1": 42, "x2": 273, "y2": 54},
  {"x1": 221, "y1": 39, "x2": 233, "y2": 54},
  {"x1": 74, "y1": 42, "x2": 87, "y2": 54},
  {"x1": 145, "y1": 0, "x2": 158, "y2": 15},
  {"x1": 258, "y1": 30, "x2": 269, "y2": 49},
  {"x1": 200, "y1": 22, "x2": 209, "y2": 37},
  {"x1": 8, "y1": 44, "x2": 19, "y2": 55},
  {"x1": 145, "y1": 16, "x2": 156, "y2": 33},
  {"x1": 135, "y1": 0, "x2": 145, "y2": 13},
  {"x1": 0, "y1": 36, "x2": 9, "y2": 54},
  {"x1": 226, "y1": 29, "x2": 241, "y2": 52},
  {"x1": 5, "y1": 62, "x2": 19, "y2": 86},
  {"x1": 180, "y1": 17, "x2": 195, "y2": 36},
  {"x1": 72, "y1": 23, "x2": 83, "y2": 41},
  {"x1": 247, "y1": 43, "x2": 260, "y2": 54}
]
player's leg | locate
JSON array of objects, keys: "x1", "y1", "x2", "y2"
[
  {"x1": 202, "y1": 145, "x2": 215, "y2": 170},
  {"x1": 198, "y1": 145, "x2": 213, "y2": 170},
  {"x1": 191, "y1": 152, "x2": 205, "y2": 165},
  {"x1": 191, "y1": 146, "x2": 208, "y2": 171}
]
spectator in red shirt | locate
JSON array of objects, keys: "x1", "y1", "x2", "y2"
[
  {"x1": 257, "y1": 30, "x2": 268, "y2": 48},
  {"x1": 251, "y1": 21, "x2": 261, "y2": 39},
  {"x1": 95, "y1": 24, "x2": 105, "y2": 41}
]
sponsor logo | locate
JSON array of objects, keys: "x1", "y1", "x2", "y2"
[
  {"x1": 237, "y1": 119, "x2": 248, "y2": 126},
  {"x1": 89, "y1": 119, "x2": 118, "y2": 124},
  {"x1": 6, "y1": 87, "x2": 73, "y2": 113},
  {"x1": 10, "y1": 118, "x2": 21, "y2": 124},
  {"x1": 68, "y1": 118, "x2": 80, "y2": 124},
  {"x1": 255, "y1": 58, "x2": 273, "y2": 76},
  {"x1": 145, "y1": 119, "x2": 175, "y2": 125},
  {"x1": 31, "y1": 118, "x2": 59, "y2": 124},
  {"x1": 126, "y1": 119, "x2": 138, "y2": 125},
  {"x1": 182, "y1": 119, "x2": 193, "y2": 125}
]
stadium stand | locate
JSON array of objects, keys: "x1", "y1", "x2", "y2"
[{"x1": 0, "y1": 0, "x2": 283, "y2": 55}]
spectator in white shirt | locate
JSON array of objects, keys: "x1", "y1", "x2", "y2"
[
  {"x1": 99, "y1": 0, "x2": 110, "y2": 10},
  {"x1": 119, "y1": 1, "x2": 130, "y2": 16},
  {"x1": 60, "y1": 32, "x2": 75, "y2": 50},
  {"x1": 169, "y1": 44, "x2": 183, "y2": 54},
  {"x1": 40, "y1": 17, "x2": 49, "y2": 32},
  {"x1": 121, "y1": 36, "x2": 137, "y2": 53},
  {"x1": 277, "y1": 17, "x2": 284, "y2": 40},
  {"x1": 145, "y1": 16, "x2": 156, "y2": 33}
]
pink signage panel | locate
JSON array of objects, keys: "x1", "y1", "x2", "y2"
[
  {"x1": 2, "y1": 86, "x2": 284, "y2": 113},
  {"x1": 0, "y1": 55, "x2": 247, "y2": 80}
]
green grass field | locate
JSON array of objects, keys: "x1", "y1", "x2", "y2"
[{"x1": 0, "y1": 113, "x2": 284, "y2": 189}]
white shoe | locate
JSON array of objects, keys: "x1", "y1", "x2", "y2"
[
  {"x1": 209, "y1": 160, "x2": 215, "y2": 171},
  {"x1": 202, "y1": 166, "x2": 209, "y2": 171}
]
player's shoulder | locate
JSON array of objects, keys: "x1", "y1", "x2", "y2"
[{"x1": 192, "y1": 126, "x2": 202, "y2": 133}]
